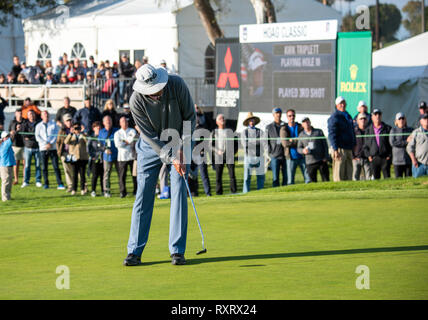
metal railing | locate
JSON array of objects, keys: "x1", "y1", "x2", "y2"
[
  {"x1": 0, "y1": 77, "x2": 215, "y2": 110},
  {"x1": 0, "y1": 84, "x2": 86, "y2": 109}
]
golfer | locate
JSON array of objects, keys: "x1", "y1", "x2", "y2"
[{"x1": 123, "y1": 64, "x2": 195, "y2": 266}]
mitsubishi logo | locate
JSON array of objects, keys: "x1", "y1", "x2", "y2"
[{"x1": 217, "y1": 47, "x2": 239, "y2": 88}]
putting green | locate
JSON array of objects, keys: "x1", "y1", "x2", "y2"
[{"x1": 1, "y1": 176, "x2": 427, "y2": 299}]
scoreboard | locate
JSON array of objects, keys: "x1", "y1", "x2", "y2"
[{"x1": 239, "y1": 20, "x2": 337, "y2": 114}]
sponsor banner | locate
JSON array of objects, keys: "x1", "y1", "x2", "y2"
[
  {"x1": 240, "y1": 20, "x2": 338, "y2": 43},
  {"x1": 215, "y1": 38, "x2": 240, "y2": 120},
  {"x1": 336, "y1": 31, "x2": 372, "y2": 117}
]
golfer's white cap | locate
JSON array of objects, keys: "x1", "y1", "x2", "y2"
[
  {"x1": 132, "y1": 64, "x2": 168, "y2": 95},
  {"x1": 335, "y1": 96, "x2": 345, "y2": 105}
]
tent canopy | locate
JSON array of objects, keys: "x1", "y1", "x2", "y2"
[
  {"x1": 372, "y1": 32, "x2": 428, "y2": 127},
  {"x1": 373, "y1": 32, "x2": 428, "y2": 91}
]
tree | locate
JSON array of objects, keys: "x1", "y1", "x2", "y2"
[
  {"x1": 250, "y1": 0, "x2": 276, "y2": 24},
  {"x1": 403, "y1": 0, "x2": 428, "y2": 36},
  {"x1": 371, "y1": 3, "x2": 402, "y2": 42},
  {"x1": 0, "y1": 0, "x2": 57, "y2": 26},
  {"x1": 341, "y1": 13, "x2": 355, "y2": 32},
  {"x1": 194, "y1": 0, "x2": 224, "y2": 45},
  {"x1": 340, "y1": 3, "x2": 401, "y2": 46},
  {"x1": 193, "y1": 0, "x2": 276, "y2": 46}
]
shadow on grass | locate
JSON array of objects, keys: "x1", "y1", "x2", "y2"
[{"x1": 140, "y1": 245, "x2": 428, "y2": 266}]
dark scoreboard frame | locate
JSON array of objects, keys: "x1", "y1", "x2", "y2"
[{"x1": 240, "y1": 39, "x2": 336, "y2": 114}]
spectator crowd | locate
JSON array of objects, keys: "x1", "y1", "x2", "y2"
[
  {"x1": 1, "y1": 62, "x2": 428, "y2": 203},
  {"x1": 0, "y1": 54, "x2": 174, "y2": 109}
]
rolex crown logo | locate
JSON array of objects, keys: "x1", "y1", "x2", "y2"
[{"x1": 349, "y1": 64, "x2": 358, "y2": 81}]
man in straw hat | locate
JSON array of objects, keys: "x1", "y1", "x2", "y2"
[
  {"x1": 123, "y1": 63, "x2": 195, "y2": 266},
  {"x1": 242, "y1": 112, "x2": 265, "y2": 193}
]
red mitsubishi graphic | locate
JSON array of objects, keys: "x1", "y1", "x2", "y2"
[{"x1": 217, "y1": 47, "x2": 239, "y2": 88}]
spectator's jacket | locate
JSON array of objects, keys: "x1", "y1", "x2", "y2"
[
  {"x1": 266, "y1": 121, "x2": 285, "y2": 159},
  {"x1": 119, "y1": 62, "x2": 135, "y2": 78},
  {"x1": 389, "y1": 126, "x2": 413, "y2": 166},
  {"x1": 129, "y1": 74, "x2": 196, "y2": 164},
  {"x1": 297, "y1": 128, "x2": 329, "y2": 165},
  {"x1": 114, "y1": 127, "x2": 137, "y2": 162},
  {"x1": 11, "y1": 65, "x2": 22, "y2": 79},
  {"x1": 279, "y1": 122, "x2": 303, "y2": 160},
  {"x1": 22, "y1": 104, "x2": 41, "y2": 120},
  {"x1": 66, "y1": 67, "x2": 77, "y2": 83},
  {"x1": 22, "y1": 120, "x2": 40, "y2": 149},
  {"x1": 99, "y1": 127, "x2": 118, "y2": 162},
  {"x1": 88, "y1": 133, "x2": 104, "y2": 163},
  {"x1": 327, "y1": 109, "x2": 356, "y2": 151},
  {"x1": 363, "y1": 122, "x2": 392, "y2": 159},
  {"x1": 211, "y1": 128, "x2": 238, "y2": 164},
  {"x1": 101, "y1": 78, "x2": 116, "y2": 96},
  {"x1": 73, "y1": 107, "x2": 102, "y2": 133},
  {"x1": 8, "y1": 118, "x2": 26, "y2": 147},
  {"x1": 56, "y1": 127, "x2": 71, "y2": 157},
  {"x1": 353, "y1": 126, "x2": 367, "y2": 159},
  {"x1": 64, "y1": 133, "x2": 89, "y2": 161},
  {"x1": 0, "y1": 96, "x2": 8, "y2": 125},
  {"x1": 406, "y1": 126, "x2": 428, "y2": 165},
  {"x1": 35, "y1": 120, "x2": 59, "y2": 151},
  {"x1": 0, "y1": 138, "x2": 16, "y2": 167},
  {"x1": 54, "y1": 64, "x2": 66, "y2": 80},
  {"x1": 55, "y1": 106, "x2": 77, "y2": 124},
  {"x1": 242, "y1": 126, "x2": 264, "y2": 157}
]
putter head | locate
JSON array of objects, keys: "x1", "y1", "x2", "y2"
[{"x1": 196, "y1": 248, "x2": 207, "y2": 255}]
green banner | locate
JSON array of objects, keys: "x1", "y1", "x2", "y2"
[{"x1": 336, "y1": 31, "x2": 372, "y2": 118}]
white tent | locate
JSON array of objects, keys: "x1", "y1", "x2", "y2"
[
  {"x1": 372, "y1": 32, "x2": 428, "y2": 127},
  {"x1": 0, "y1": 17, "x2": 26, "y2": 74},
  {"x1": 22, "y1": 0, "x2": 341, "y2": 78}
]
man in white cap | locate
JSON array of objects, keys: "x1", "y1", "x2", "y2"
[
  {"x1": 124, "y1": 63, "x2": 195, "y2": 266},
  {"x1": 353, "y1": 100, "x2": 371, "y2": 126},
  {"x1": 159, "y1": 59, "x2": 173, "y2": 74},
  {"x1": 327, "y1": 96, "x2": 356, "y2": 181}
]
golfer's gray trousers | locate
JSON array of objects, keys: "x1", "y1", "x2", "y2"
[{"x1": 127, "y1": 138, "x2": 188, "y2": 257}]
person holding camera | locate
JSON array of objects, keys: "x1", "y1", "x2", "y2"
[
  {"x1": 297, "y1": 117, "x2": 330, "y2": 183},
  {"x1": 64, "y1": 123, "x2": 89, "y2": 195}
]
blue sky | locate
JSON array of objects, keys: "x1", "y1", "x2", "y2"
[{"x1": 332, "y1": 0, "x2": 414, "y2": 39}]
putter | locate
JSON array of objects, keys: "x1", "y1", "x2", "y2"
[{"x1": 182, "y1": 175, "x2": 207, "y2": 255}]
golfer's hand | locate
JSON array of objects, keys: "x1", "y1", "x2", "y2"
[
  {"x1": 172, "y1": 159, "x2": 186, "y2": 176},
  {"x1": 172, "y1": 150, "x2": 186, "y2": 176}
]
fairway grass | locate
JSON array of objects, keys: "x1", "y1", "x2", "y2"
[{"x1": 1, "y1": 176, "x2": 428, "y2": 300}]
